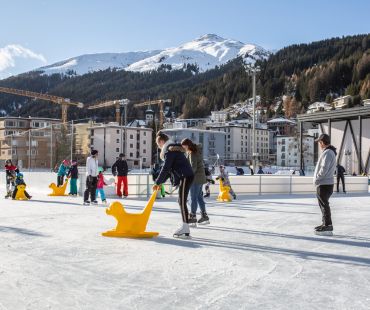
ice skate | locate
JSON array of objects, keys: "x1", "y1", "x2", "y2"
[
  {"x1": 83, "y1": 201, "x2": 90, "y2": 206},
  {"x1": 173, "y1": 223, "x2": 191, "y2": 239},
  {"x1": 198, "y1": 212, "x2": 210, "y2": 225},
  {"x1": 314, "y1": 225, "x2": 333, "y2": 236},
  {"x1": 91, "y1": 200, "x2": 98, "y2": 205},
  {"x1": 188, "y1": 213, "x2": 197, "y2": 227}
]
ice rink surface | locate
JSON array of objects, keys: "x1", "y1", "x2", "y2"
[{"x1": 1, "y1": 192, "x2": 370, "y2": 310}]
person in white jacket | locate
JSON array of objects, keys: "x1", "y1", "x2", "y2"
[
  {"x1": 84, "y1": 150, "x2": 99, "y2": 205},
  {"x1": 313, "y1": 134, "x2": 337, "y2": 235}
]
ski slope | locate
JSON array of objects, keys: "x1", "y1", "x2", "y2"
[{"x1": 1, "y1": 193, "x2": 370, "y2": 309}]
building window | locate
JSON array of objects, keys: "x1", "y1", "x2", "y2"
[
  {"x1": 130, "y1": 153, "x2": 133, "y2": 157},
  {"x1": 143, "y1": 158, "x2": 146, "y2": 162},
  {"x1": 143, "y1": 140, "x2": 146, "y2": 145},
  {"x1": 130, "y1": 144, "x2": 133, "y2": 148},
  {"x1": 116, "y1": 130, "x2": 119, "y2": 134},
  {"x1": 143, "y1": 149, "x2": 146, "y2": 153},
  {"x1": 144, "y1": 132, "x2": 146, "y2": 136},
  {"x1": 130, "y1": 134, "x2": 133, "y2": 139},
  {"x1": 116, "y1": 148, "x2": 119, "y2": 152},
  {"x1": 116, "y1": 139, "x2": 119, "y2": 143}
]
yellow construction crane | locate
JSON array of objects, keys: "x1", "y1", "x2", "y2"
[
  {"x1": 87, "y1": 99, "x2": 130, "y2": 125},
  {"x1": 0, "y1": 86, "x2": 84, "y2": 123},
  {"x1": 134, "y1": 99, "x2": 171, "y2": 128}
]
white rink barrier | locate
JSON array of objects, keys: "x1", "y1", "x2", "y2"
[{"x1": 0, "y1": 172, "x2": 368, "y2": 198}]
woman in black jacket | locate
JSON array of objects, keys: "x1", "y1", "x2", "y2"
[{"x1": 153, "y1": 132, "x2": 194, "y2": 238}]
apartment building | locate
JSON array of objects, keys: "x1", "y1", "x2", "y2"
[
  {"x1": 0, "y1": 117, "x2": 62, "y2": 169},
  {"x1": 89, "y1": 122, "x2": 152, "y2": 168}
]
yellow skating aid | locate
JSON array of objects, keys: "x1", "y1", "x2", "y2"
[
  {"x1": 102, "y1": 191, "x2": 159, "y2": 238},
  {"x1": 15, "y1": 185, "x2": 29, "y2": 200},
  {"x1": 217, "y1": 179, "x2": 232, "y2": 202},
  {"x1": 48, "y1": 179, "x2": 69, "y2": 196}
]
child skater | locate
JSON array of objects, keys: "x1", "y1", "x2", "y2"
[
  {"x1": 12, "y1": 172, "x2": 32, "y2": 200},
  {"x1": 96, "y1": 167, "x2": 107, "y2": 204},
  {"x1": 68, "y1": 160, "x2": 79, "y2": 196}
]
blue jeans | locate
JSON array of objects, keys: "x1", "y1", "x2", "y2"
[
  {"x1": 96, "y1": 188, "x2": 106, "y2": 201},
  {"x1": 190, "y1": 183, "x2": 206, "y2": 214}
]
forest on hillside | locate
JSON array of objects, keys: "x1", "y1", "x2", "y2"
[{"x1": 0, "y1": 34, "x2": 369, "y2": 122}]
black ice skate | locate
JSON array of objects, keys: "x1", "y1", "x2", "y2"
[
  {"x1": 198, "y1": 212, "x2": 210, "y2": 225},
  {"x1": 315, "y1": 225, "x2": 333, "y2": 236},
  {"x1": 188, "y1": 213, "x2": 197, "y2": 227}
]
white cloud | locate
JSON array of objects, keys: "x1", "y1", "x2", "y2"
[{"x1": 0, "y1": 44, "x2": 47, "y2": 72}]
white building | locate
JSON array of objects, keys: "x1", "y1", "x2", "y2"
[
  {"x1": 307, "y1": 102, "x2": 332, "y2": 114},
  {"x1": 161, "y1": 128, "x2": 226, "y2": 165},
  {"x1": 207, "y1": 123, "x2": 270, "y2": 164},
  {"x1": 276, "y1": 135, "x2": 314, "y2": 168},
  {"x1": 333, "y1": 95, "x2": 352, "y2": 109},
  {"x1": 89, "y1": 122, "x2": 152, "y2": 168}
]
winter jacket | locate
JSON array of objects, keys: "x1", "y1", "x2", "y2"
[
  {"x1": 337, "y1": 165, "x2": 345, "y2": 177},
  {"x1": 111, "y1": 159, "x2": 128, "y2": 176},
  {"x1": 5, "y1": 165, "x2": 19, "y2": 178},
  {"x1": 86, "y1": 156, "x2": 99, "y2": 177},
  {"x1": 313, "y1": 145, "x2": 337, "y2": 186},
  {"x1": 155, "y1": 140, "x2": 194, "y2": 186},
  {"x1": 97, "y1": 173, "x2": 107, "y2": 189},
  {"x1": 68, "y1": 165, "x2": 79, "y2": 179},
  {"x1": 186, "y1": 145, "x2": 207, "y2": 185},
  {"x1": 217, "y1": 170, "x2": 232, "y2": 187},
  {"x1": 15, "y1": 177, "x2": 26, "y2": 186},
  {"x1": 57, "y1": 164, "x2": 68, "y2": 176}
]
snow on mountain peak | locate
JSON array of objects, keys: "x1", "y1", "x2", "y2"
[{"x1": 36, "y1": 34, "x2": 270, "y2": 76}]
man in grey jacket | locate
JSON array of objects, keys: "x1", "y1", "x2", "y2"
[{"x1": 313, "y1": 134, "x2": 337, "y2": 235}]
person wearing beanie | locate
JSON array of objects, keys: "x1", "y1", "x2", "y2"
[
  {"x1": 67, "y1": 160, "x2": 79, "y2": 196},
  {"x1": 84, "y1": 150, "x2": 99, "y2": 205},
  {"x1": 111, "y1": 153, "x2": 129, "y2": 198}
]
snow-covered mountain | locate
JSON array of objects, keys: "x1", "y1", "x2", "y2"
[
  {"x1": 37, "y1": 51, "x2": 161, "y2": 76},
  {"x1": 36, "y1": 34, "x2": 270, "y2": 76}
]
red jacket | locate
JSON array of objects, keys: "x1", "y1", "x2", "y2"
[{"x1": 97, "y1": 173, "x2": 106, "y2": 189}]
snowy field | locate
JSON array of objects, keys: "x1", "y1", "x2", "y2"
[{"x1": 1, "y1": 192, "x2": 370, "y2": 310}]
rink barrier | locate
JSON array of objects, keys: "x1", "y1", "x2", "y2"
[{"x1": 0, "y1": 172, "x2": 368, "y2": 198}]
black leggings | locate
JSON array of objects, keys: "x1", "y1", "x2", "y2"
[
  {"x1": 177, "y1": 176, "x2": 194, "y2": 223},
  {"x1": 337, "y1": 175, "x2": 345, "y2": 192}
]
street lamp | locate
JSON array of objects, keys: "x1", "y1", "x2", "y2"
[{"x1": 244, "y1": 62, "x2": 261, "y2": 173}]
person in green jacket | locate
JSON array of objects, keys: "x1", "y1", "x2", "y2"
[{"x1": 181, "y1": 138, "x2": 210, "y2": 225}]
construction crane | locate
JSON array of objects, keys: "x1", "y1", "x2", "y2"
[
  {"x1": 134, "y1": 99, "x2": 171, "y2": 128},
  {"x1": 87, "y1": 99, "x2": 130, "y2": 125},
  {"x1": 0, "y1": 86, "x2": 84, "y2": 123}
]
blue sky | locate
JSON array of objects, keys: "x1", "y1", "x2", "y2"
[{"x1": 0, "y1": 0, "x2": 369, "y2": 78}]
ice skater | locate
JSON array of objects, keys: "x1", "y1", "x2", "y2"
[
  {"x1": 336, "y1": 164, "x2": 346, "y2": 193},
  {"x1": 96, "y1": 167, "x2": 107, "y2": 204},
  {"x1": 67, "y1": 160, "x2": 79, "y2": 196},
  {"x1": 203, "y1": 163, "x2": 215, "y2": 198},
  {"x1": 181, "y1": 138, "x2": 210, "y2": 225},
  {"x1": 111, "y1": 153, "x2": 129, "y2": 198},
  {"x1": 152, "y1": 132, "x2": 194, "y2": 239},
  {"x1": 216, "y1": 165, "x2": 236, "y2": 199},
  {"x1": 313, "y1": 134, "x2": 337, "y2": 235},
  {"x1": 83, "y1": 150, "x2": 99, "y2": 205},
  {"x1": 4, "y1": 159, "x2": 19, "y2": 198},
  {"x1": 57, "y1": 160, "x2": 70, "y2": 187}
]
